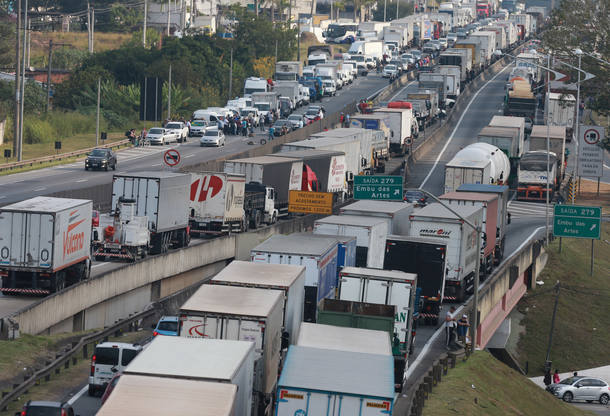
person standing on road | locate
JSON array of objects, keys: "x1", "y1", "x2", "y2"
[
  {"x1": 445, "y1": 306, "x2": 457, "y2": 348},
  {"x1": 553, "y1": 370, "x2": 561, "y2": 384},
  {"x1": 457, "y1": 314, "x2": 469, "y2": 344}
]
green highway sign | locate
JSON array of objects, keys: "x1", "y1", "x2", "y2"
[
  {"x1": 353, "y1": 175, "x2": 403, "y2": 201},
  {"x1": 553, "y1": 205, "x2": 602, "y2": 239}
]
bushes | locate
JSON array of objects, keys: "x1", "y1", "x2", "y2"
[
  {"x1": 22, "y1": 111, "x2": 109, "y2": 144},
  {"x1": 23, "y1": 118, "x2": 55, "y2": 144}
]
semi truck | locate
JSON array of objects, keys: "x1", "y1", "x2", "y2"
[
  {"x1": 276, "y1": 345, "x2": 395, "y2": 415},
  {"x1": 488, "y1": 115, "x2": 526, "y2": 154},
  {"x1": 528, "y1": 125, "x2": 567, "y2": 179},
  {"x1": 244, "y1": 77, "x2": 271, "y2": 96},
  {"x1": 444, "y1": 143, "x2": 511, "y2": 193},
  {"x1": 517, "y1": 150, "x2": 558, "y2": 201},
  {"x1": 297, "y1": 322, "x2": 392, "y2": 356},
  {"x1": 440, "y1": 49, "x2": 473, "y2": 82},
  {"x1": 110, "y1": 172, "x2": 190, "y2": 255},
  {"x1": 547, "y1": 93, "x2": 575, "y2": 141},
  {"x1": 477, "y1": 127, "x2": 521, "y2": 186},
  {"x1": 210, "y1": 260, "x2": 305, "y2": 345},
  {"x1": 440, "y1": 191, "x2": 501, "y2": 275},
  {"x1": 224, "y1": 155, "x2": 303, "y2": 218},
  {"x1": 457, "y1": 183, "x2": 510, "y2": 264},
  {"x1": 250, "y1": 233, "x2": 338, "y2": 323},
  {"x1": 340, "y1": 200, "x2": 413, "y2": 235},
  {"x1": 314, "y1": 215, "x2": 389, "y2": 269},
  {"x1": 188, "y1": 172, "x2": 276, "y2": 234},
  {"x1": 348, "y1": 40, "x2": 384, "y2": 60},
  {"x1": 373, "y1": 107, "x2": 416, "y2": 155},
  {"x1": 435, "y1": 66, "x2": 462, "y2": 98},
  {"x1": 384, "y1": 235, "x2": 447, "y2": 325},
  {"x1": 123, "y1": 336, "x2": 255, "y2": 416},
  {"x1": 409, "y1": 203, "x2": 483, "y2": 302},
  {"x1": 274, "y1": 81, "x2": 301, "y2": 109},
  {"x1": 469, "y1": 31, "x2": 496, "y2": 65},
  {"x1": 307, "y1": 45, "x2": 333, "y2": 66},
  {"x1": 275, "y1": 61, "x2": 302, "y2": 81},
  {"x1": 0, "y1": 197, "x2": 92, "y2": 295},
  {"x1": 179, "y1": 284, "x2": 283, "y2": 415},
  {"x1": 406, "y1": 90, "x2": 440, "y2": 125},
  {"x1": 251, "y1": 91, "x2": 280, "y2": 119}
]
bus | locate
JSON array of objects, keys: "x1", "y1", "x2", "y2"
[{"x1": 324, "y1": 23, "x2": 357, "y2": 44}]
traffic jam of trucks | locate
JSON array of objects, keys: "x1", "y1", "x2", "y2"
[{"x1": 1, "y1": 6, "x2": 566, "y2": 415}]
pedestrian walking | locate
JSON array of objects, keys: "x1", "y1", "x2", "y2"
[
  {"x1": 553, "y1": 370, "x2": 560, "y2": 384},
  {"x1": 186, "y1": 120, "x2": 191, "y2": 136},
  {"x1": 268, "y1": 126, "x2": 275, "y2": 141},
  {"x1": 445, "y1": 306, "x2": 457, "y2": 348}
]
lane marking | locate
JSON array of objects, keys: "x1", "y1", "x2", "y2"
[
  {"x1": 389, "y1": 80, "x2": 417, "y2": 102},
  {"x1": 405, "y1": 225, "x2": 546, "y2": 380},
  {"x1": 33, "y1": 187, "x2": 46, "y2": 192},
  {"x1": 420, "y1": 64, "x2": 513, "y2": 188},
  {"x1": 185, "y1": 154, "x2": 195, "y2": 158},
  {"x1": 76, "y1": 179, "x2": 88, "y2": 183},
  {"x1": 67, "y1": 384, "x2": 88, "y2": 405},
  {"x1": 91, "y1": 262, "x2": 109, "y2": 269}
]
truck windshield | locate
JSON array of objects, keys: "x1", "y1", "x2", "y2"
[
  {"x1": 165, "y1": 123, "x2": 181, "y2": 129},
  {"x1": 275, "y1": 73, "x2": 297, "y2": 81},
  {"x1": 308, "y1": 58, "x2": 326, "y2": 66},
  {"x1": 245, "y1": 87, "x2": 266, "y2": 95},
  {"x1": 254, "y1": 103, "x2": 271, "y2": 111}
]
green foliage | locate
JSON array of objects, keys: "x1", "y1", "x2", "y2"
[
  {"x1": 0, "y1": 20, "x2": 13, "y2": 69},
  {"x1": 23, "y1": 118, "x2": 54, "y2": 144},
  {"x1": 123, "y1": 28, "x2": 162, "y2": 49},
  {"x1": 45, "y1": 48, "x2": 89, "y2": 71},
  {"x1": 542, "y1": 0, "x2": 609, "y2": 116},
  {"x1": 372, "y1": 0, "x2": 414, "y2": 21}
]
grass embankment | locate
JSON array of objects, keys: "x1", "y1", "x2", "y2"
[
  {"x1": 0, "y1": 330, "x2": 150, "y2": 416},
  {"x1": 514, "y1": 185, "x2": 610, "y2": 376},
  {"x1": 422, "y1": 351, "x2": 594, "y2": 416}
]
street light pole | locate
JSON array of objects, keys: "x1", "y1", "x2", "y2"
[
  {"x1": 545, "y1": 53, "x2": 551, "y2": 244},
  {"x1": 573, "y1": 50, "x2": 582, "y2": 199},
  {"x1": 410, "y1": 188, "x2": 483, "y2": 351}
]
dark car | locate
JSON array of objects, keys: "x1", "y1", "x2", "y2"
[
  {"x1": 85, "y1": 148, "x2": 117, "y2": 171},
  {"x1": 272, "y1": 120, "x2": 293, "y2": 136},
  {"x1": 16, "y1": 400, "x2": 78, "y2": 416},
  {"x1": 404, "y1": 190, "x2": 428, "y2": 205}
]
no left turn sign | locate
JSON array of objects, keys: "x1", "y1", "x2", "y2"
[{"x1": 163, "y1": 149, "x2": 181, "y2": 167}]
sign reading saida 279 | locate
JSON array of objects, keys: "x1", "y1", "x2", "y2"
[{"x1": 288, "y1": 191, "x2": 333, "y2": 215}]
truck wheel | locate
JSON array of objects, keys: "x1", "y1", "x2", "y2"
[{"x1": 255, "y1": 210, "x2": 262, "y2": 228}]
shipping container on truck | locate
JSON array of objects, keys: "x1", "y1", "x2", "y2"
[
  {"x1": 310, "y1": 128, "x2": 376, "y2": 173},
  {"x1": 406, "y1": 89, "x2": 440, "y2": 121},
  {"x1": 528, "y1": 125, "x2": 567, "y2": 179},
  {"x1": 457, "y1": 184, "x2": 510, "y2": 264},
  {"x1": 179, "y1": 285, "x2": 282, "y2": 414},
  {"x1": 439, "y1": 191, "x2": 500, "y2": 275},
  {"x1": 224, "y1": 155, "x2": 302, "y2": 217},
  {"x1": 250, "y1": 233, "x2": 338, "y2": 323},
  {"x1": 484, "y1": 26, "x2": 508, "y2": 50},
  {"x1": 439, "y1": 50, "x2": 472, "y2": 81},
  {"x1": 409, "y1": 203, "x2": 483, "y2": 302},
  {"x1": 272, "y1": 149, "x2": 347, "y2": 197},
  {"x1": 275, "y1": 345, "x2": 395, "y2": 416},
  {"x1": 340, "y1": 200, "x2": 414, "y2": 235},
  {"x1": 373, "y1": 107, "x2": 415, "y2": 154},
  {"x1": 477, "y1": 127, "x2": 521, "y2": 186},
  {"x1": 273, "y1": 81, "x2": 301, "y2": 109},
  {"x1": 274, "y1": 61, "x2": 303, "y2": 81},
  {"x1": 384, "y1": 235, "x2": 447, "y2": 324},
  {"x1": 111, "y1": 172, "x2": 190, "y2": 254},
  {"x1": 210, "y1": 261, "x2": 305, "y2": 345},
  {"x1": 313, "y1": 234, "x2": 357, "y2": 272},
  {"x1": 337, "y1": 267, "x2": 416, "y2": 355},
  {"x1": 123, "y1": 337, "x2": 254, "y2": 416},
  {"x1": 314, "y1": 215, "x2": 389, "y2": 269},
  {"x1": 435, "y1": 66, "x2": 462, "y2": 98},
  {"x1": 454, "y1": 41, "x2": 481, "y2": 71},
  {"x1": 97, "y1": 374, "x2": 238, "y2": 416},
  {"x1": 469, "y1": 31, "x2": 496, "y2": 65},
  {"x1": 547, "y1": 93, "x2": 575, "y2": 141},
  {"x1": 0, "y1": 197, "x2": 92, "y2": 295},
  {"x1": 488, "y1": 116, "x2": 526, "y2": 155}
]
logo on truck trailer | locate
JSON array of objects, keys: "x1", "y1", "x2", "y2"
[
  {"x1": 63, "y1": 212, "x2": 86, "y2": 260},
  {"x1": 419, "y1": 229, "x2": 452, "y2": 238},
  {"x1": 190, "y1": 175, "x2": 223, "y2": 202}
]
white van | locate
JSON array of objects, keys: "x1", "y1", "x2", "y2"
[{"x1": 88, "y1": 342, "x2": 142, "y2": 396}]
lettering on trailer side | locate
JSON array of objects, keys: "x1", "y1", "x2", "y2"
[
  {"x1": 366, "y1": 401, "x2": 391, "y2": 410},
  {"x1": 279, "y1": 390, "x2": 304, "y2": 400},
  {"x1": 63, "y1": 216, "x2": 86, "y2": 260}
]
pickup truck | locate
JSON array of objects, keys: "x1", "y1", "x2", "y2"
[{"x1": 164, "y1": 121, "x2": 189, "y2": 143}]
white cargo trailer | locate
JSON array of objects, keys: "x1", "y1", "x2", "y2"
[
  {"x1": 97, "y1": 374, "x2": 238, "y2": 416},
  {"x1": 179, "y1": 284, "x2": 283, "y2": 410},
  {"x1": 296, "y1": 322, "x2": 392, "y2": 356},
  {"x1": 282, "y1": 137, "x2": 363, "y2": 179},
  {"x1": 0, "y1": 197, "x2": 92, "y2": 295},
  {"x1": 189, "y1": 172, "x2": 245, "y2": 233},
  {"x1": 547, "y1": 93, "x2": 575, "y2": 140},
  {"x1": 111, "y1": 172, "x2": 190, "y2": 254},
  {"x1": 437, "y1": 65, "x2": 461, "y2": 98},
  {"x1": 124, "y1": 337, "x2": 254, "y2": 416},
  {"x1": 275, "y1": 346, "x2": 395, "y2": 416},
  {"x1": 373, "y1": 108, "x2": 414, "y2": 154},
  {"x1": 409, "y1": 203, "x2": 483, "y2": 302},
  {"x1": 337, "y1": 267, "x2": 416, "y2": 348},
  {"x1": 489, "y1": 115, "x2": 526, "y2": 155},
  {"x1": 250, "y1": 233, "x2": 338, "y2": 323},
  {"x1": 339, "y1": 200, "x2": 414, "y2": 235},
  {"x1": 211, "y1": 260, "x2": 305, "y2": 345},
  {"x1": 314, "y1": 215, "x2": 388, "y2": 269}
]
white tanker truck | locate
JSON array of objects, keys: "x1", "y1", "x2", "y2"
[{"x1": 444, "y1": 143, "x2": 511, "y2": 194}]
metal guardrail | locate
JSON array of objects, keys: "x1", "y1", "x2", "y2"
[
  {"x1": 0, "y1": 139, "x2": 131, "y2": 172},
  {"x1": 0, "y1": 307, "x2": 154, "y2": 412}
]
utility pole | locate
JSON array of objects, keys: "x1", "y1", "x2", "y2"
[
  {"x1": 167, "y1": 0, "x2": 171, "y2": 36},
  {"x1": 14, "y1": 0, "x2": 22, "y2": 160},
  {"x1": 26, "y1": 19, "x2": 31, "y2": 68},
  {"x1": 545, "y1": 53, "x2": 551, "y2": 244},
  {"x1": 544, "y1": 282, "x2": 560, "y2": 370},
  {"x1": 297, "y1": 18, "x2": 301, "y2": 63},
  {"x1": 96, "y1": 77, "x2": 101, "y2": 146},
  {"x1": 167, "y1": 64, "x2": 172, "y2": 120},
  {"x1": 384, "y1": 0, "x2": 387, "y2": 21},
  {"x1": 46, "y1": 40, "x2": 53, "y2": 112},
  {"x1": 91, "y1": 7, "x2": 94, "y2": 52},
  {"x1": 228, "y1": 48, "x2": 233, "y2": 100},
  {"x1": 396, "y1": 0, "x2": 400, "y2": 19},
  {"x1": 143, "y1": 0, "x2": 147, "y2": 47},
  {"x1": 18, "y1": 0, "x2": 28, "y2": 162}
]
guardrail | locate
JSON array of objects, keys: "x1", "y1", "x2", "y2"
[
  {"x1": 0, "y1": 139, "x2": 131, "y2": 172},
  {"x1": 0, "y1": 307, "x2": 154, "y2": 412}
]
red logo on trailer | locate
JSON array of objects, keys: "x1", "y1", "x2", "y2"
[{"x1": 190, "y1": 175, "x2": 224, "y2": 202}]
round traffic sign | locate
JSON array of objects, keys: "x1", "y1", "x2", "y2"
[
  {"x1": 163, "y1": 149, "x2": 181, "y2": 167},
  {"x1": 583, "y1": 128, "x2": 600, "y2": 145}
]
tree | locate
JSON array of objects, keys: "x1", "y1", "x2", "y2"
[
  {"x1": 334, "y1": 1, "x2": 346, "y2": 20},
  {"x1": 542, "y1": 0, "x2": 609, "y2": 116},
  {"x1": 372, "y1": 0, "x2": 414, "y2": 21}
]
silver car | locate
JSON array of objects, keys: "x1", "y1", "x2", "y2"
[
  {"x1": 199, "y1": 128, "x2": 226, "y2": 147},
  {"x1": 547, "y1": 376, "x2": 610, "y2": 404}
]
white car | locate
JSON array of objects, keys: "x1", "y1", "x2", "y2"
[
  {"x1": 287, "y1": 114, "x2": 305, "y2": 129},
  {"x1": 164, "y1": 121, "x2": 189, "y2": 142},
  {"x1": 147, "y1": 127, "x2": 177, "y2": 145},
  {"x1": 88, "y1": 342, "x2": 142, "y2": 396},
  {"x1": 200, "y1": 128, "x2": 226, "y2": 147},
  {"x1": 383, "y1": 64, "x2": 398, "y2": 79}
]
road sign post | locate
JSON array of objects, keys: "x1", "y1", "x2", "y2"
[
  {"x1": 577, "y1": 125, "x2": 605, "y2": 178},
  {"x1": 553, "y1": 204, "x2": 601, "y2": 276},
  {"x1": 353, "y1": 175, "x2": 403, "y2": 201}
]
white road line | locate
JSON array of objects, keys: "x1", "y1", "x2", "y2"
[
  {"x1": 67, "y1": 384, "x2": 88, "y2": 405},
  {"x1": 151, "y1": 163, "x2": 162, "y2": 167},
  {"x1": 33, "y1": 187, "x2": 46, "y2": 192},
  {"x1": 405, "y1": 225, "x2": 546, "y2": 380},
  {"x1": 0, "y1": 195, "x2": 5, "y2": 199},
  {"x1": 185, "y1": 154, "x2": 195, "y2": 158},
  {"x1": 389, "y1": 80, "x2": 417, "y2": 102},
  {"x1": 91, "y1": 262, "x2": 109, "y2": 269},
  {"x1": 604, "y1": 164, "x2": 609, "y2": 170},
  {"x1": 420, "y1": 64, "x2": 512, "y2": 188}
]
